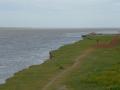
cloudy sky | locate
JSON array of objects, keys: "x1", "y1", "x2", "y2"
[{"x1": 0, "y1": 0, "x2": 120, "y2": 28}]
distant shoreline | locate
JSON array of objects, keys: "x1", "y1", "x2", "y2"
[{"x1": 0, "y1": 27, "x2": 120, "y2": 30}]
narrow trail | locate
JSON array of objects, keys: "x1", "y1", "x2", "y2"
[{"x1": 42, "y1": 48, "x2": 95, "y2": 90}]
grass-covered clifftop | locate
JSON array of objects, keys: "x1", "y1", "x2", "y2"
[{"x1": 0, "y1": 35, "x2": 120, "y2": 90}]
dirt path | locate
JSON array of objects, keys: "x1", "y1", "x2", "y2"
[{"x1": 42, "y1": 48, "x2": 94, "y2": 90}]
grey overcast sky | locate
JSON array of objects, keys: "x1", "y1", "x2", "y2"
[{"x1": 0, "y1": 0, "x2": 120, "y2": 28}]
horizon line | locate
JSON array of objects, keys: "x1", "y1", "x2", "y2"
[{"x1": 0, "y1": 27, "x2": 120, "y2": 29}]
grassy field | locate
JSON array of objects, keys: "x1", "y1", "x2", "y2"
[{"x1": 0, "y1": 35, "x2": 120, "y2": 90}]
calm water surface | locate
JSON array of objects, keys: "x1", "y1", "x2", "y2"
[{"x1": 0, "y1": 28, "x2": 119, "y2": 84}]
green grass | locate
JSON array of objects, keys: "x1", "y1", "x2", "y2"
[
  {"x1": 64, "y1": 36, "x2": 120, "y2": 90},
  {"x1": 0, "y1": 35, "x2": 120, "y2": 90}
]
